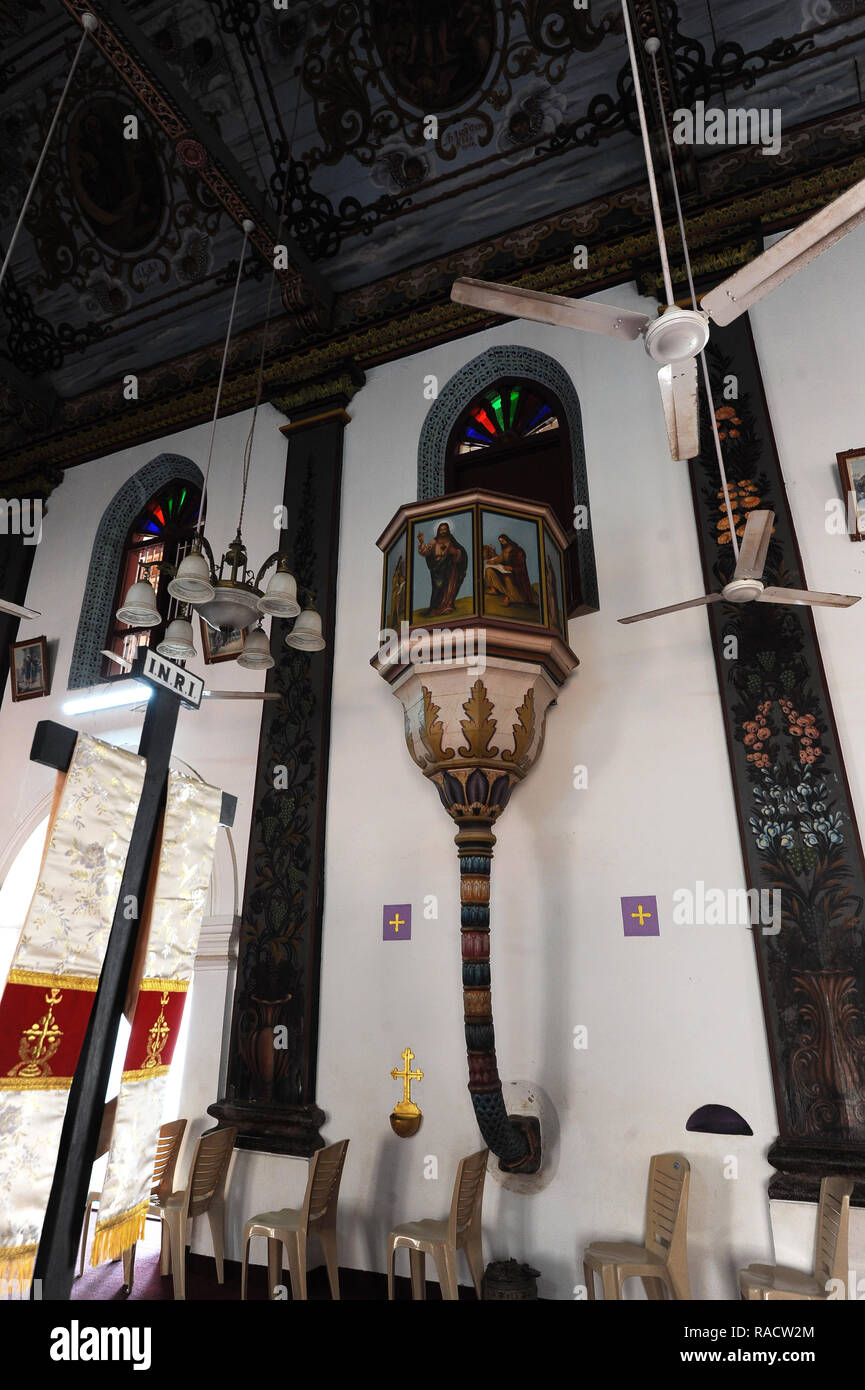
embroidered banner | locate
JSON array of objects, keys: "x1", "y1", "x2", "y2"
[
  {"x1": 0, "y1": 733, "x2": 146, "y2": 1282},
  {"x1": 92, "y1": 772, "x2": 221, "y2": 1263},
  {"x1": 690, "y1": 317, "x2": 865, "y2": 1182}
]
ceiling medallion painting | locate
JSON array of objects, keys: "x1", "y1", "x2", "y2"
[
  {"x1": 369, "y1": 0, "x2": 497, "y2": 113},
  {"x1": 67, "y1": 96, "x2": 164, "y2": 253},
  {"x1": 302, "y1": 0, "x2": 614, "y2": 168}
]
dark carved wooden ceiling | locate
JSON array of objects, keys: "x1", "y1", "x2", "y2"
[{"x1": 1, "y1": 0, "x2": 865, "y2": 486}]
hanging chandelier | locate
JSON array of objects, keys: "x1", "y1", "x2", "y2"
[{"x1": 116, "y1": 215, "x2": 326, "y2": 665}]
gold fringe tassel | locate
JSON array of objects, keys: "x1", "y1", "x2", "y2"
[
  {"x1": 0, "y1": 1246, "x2": 37, "y2": 1289},
  {"x1": 90, "y1": 1202, "x2": 148, "y2": 1268}
]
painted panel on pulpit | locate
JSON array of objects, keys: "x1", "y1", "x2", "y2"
[
  {"x1": 382, "y1": 526, "x2": 408, "y2": 632},
  {"x1": 410, "y1": 510, "x2": 475, "y2": 624},
  {"x1": 481, "y1": 509, "x2": 542, "y2": 625},
  {"x1": 543, "y1": 525, "x2": 567, "y2": 640}
]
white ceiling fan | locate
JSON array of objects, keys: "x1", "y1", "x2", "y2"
[
  {"x1": 101, "y1": 649, "x2": 279, "y2": 700},
  {"x1": 619, "y1": 510, "x2": 860, "y2": 623},
  {"x1": 0, "y1": 599, "x2": 40, "y2": 619},
  {"x1": 451, "y1": 0, "x2": 865, "y2": 465}
]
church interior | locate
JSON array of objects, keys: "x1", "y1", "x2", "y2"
[{"x1": 2, "y1": 0, "x2": 865, "y2": 1338}]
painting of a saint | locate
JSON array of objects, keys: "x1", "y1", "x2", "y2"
[
  {"x1": 484, "y1": 533, "x2": 535, "y2": 606},
  {"x1": 481, "y1": 512, "x2": 542, "y2": 623},
  {"x1": 544, "y1": 530, "x2": 566, "y2": 638},
  {"x1": 416, "y1": 521, "x2": 469, "y2": 616},
  {"x1": 388, "y1": 553, "x2": 406, "y2": 629}
]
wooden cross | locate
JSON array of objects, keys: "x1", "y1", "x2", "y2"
[
  {"x1": 391, "y1": 1047, "x2": 423, "y2": 1106},
  {"x1": 29, "y1": 649, "x2": 236, "y2": 1300}
]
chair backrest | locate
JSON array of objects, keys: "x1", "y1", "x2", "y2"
[
  {"x1": 151, "y1": 1118, "x2": 188, "y2": 1204},
  {"x1": 302, "y1": 1140, "x2": 350, "y2": 1225},
  {"x1": 644, "y1": 1153, "x2": 690, "y2": 1261},
  {"x1": 447, "y1": 1148, "x2": 489, "y2": 1244},
  {"x1": 186, "y1": 1127, "x2": 237, "y2": 1218},
  {"x1": 813, "y1": 1175, "x2": 854, "y2": 1286}
]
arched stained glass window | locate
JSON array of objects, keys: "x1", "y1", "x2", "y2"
[
  {"x1": 103, "y1": 480, "x2": 202, "y2": 678},
  {"x1": 457, "y1": 384, "x2": 559, "y2": 452}
]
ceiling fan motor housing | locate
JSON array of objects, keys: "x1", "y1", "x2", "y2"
[
  {"x1": 644, "y1": 307, "x2": 710, "y2": 364},
  {"x1": 723, "y1": 578, "x2": 765, "y2": 604}
]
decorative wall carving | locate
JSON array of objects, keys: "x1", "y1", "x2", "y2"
[{"x1": 689, "y1": 318, "x2": 865, "y2": 1193}]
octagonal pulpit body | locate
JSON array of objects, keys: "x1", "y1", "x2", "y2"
[
  {"x1": 372, "y1": 490, "x2": 579, "y2": 1174},
  {"x1": 373, "y1": 490, "x2": 578, "y2": 807}
]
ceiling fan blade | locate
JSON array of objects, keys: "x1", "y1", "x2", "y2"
[
  {"x1": 100, "y1": 649, "x2": 133, "y2": 671},
  {"x1": 733, "y1": 510, "x2": 774, "y2": 580},
  {"x1": 701, "y1": 176, "x2": 865, "y2": 326},
  {"x1": 451, "y1": 277, "x2": 649, "y2": 341},
  {"x1": 757, "y1": 586, "x2": 861, "y2": 609},
  {"x1": 202, "y1": 690, "x2": 281, "y2": 701},
  {"x1": 618, "y1": 592, "x2": 722, "y2": 624},
  {"x1": 0, "y1": 598, "x2": 40, "y2": 619},
  {"x1": 657, "y1": 360, "x2": 699, "y2": 461}
]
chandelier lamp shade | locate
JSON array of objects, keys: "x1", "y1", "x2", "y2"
[
  {"x1": 167, "y1": 543, "x2": 215, "y2": 605},
  {"x1": 237, "y1": 622, "x2": 275, "y2": 671},
  {"x1": 156, "y1": 614, "x2": 198, "y2": 661},
  {"x1": 284, "y1": 606, "x2": 326, "y2": 651},
  {"x1": 115, "y1": 580, "x2": 161, "y2": 628}
]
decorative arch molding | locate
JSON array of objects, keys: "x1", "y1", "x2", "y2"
[
  {"x1": 417, "y1": 344, "x2": 598, "y2": 611},
  {"x1": 68, "y1": 453, "x2": 204, "y2": 690}
]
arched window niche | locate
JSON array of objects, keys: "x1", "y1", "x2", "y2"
[
  {"x1": 68, "y1": 453, "x2": 204, "y2": 690},
  {"x1": 417, "y1": 346, "x2": 598, "y2": 616}
]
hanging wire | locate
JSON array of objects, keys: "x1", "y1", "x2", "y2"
[
  {"x1": 198, "y1": 219, "x2": 254, "y2": 535},
  {"x1": 647, "y1": 41, "x2": 740, "y2": 562},
  {"x1": 235, "y1": 18, "x2": 310, "y2": 538},
  {"x1": 0, "y1": 13, "x2": 97, "y2": 292},
  {"x1": 621, "y1": 0, "x2": 676, "y2": 308}
]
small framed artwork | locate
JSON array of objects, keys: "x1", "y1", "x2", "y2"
[
  {"x1": 10, "y1": 634, "x2": 49, "y2": 701},
  {"x1": 837, "y1": 448, "x2": 865, "y2": 541},
  {"x1": 200, "y1": 619, "x2": 245, "y2": 664}
]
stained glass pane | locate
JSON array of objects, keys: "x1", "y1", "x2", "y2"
[
  {"x1": 132, "y1": 483, "x2": 200, "y2": 541},
  {"x1": 457, "y1": 383, "x2": 558, "y2": 453}
]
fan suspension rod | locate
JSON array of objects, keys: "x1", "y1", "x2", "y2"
[
  {"x1": 621, "y1": 0, "x2": 675, "y2": 308},
  {"x1": 646, "y1": 42, "x2": 740, "y2": 560}
]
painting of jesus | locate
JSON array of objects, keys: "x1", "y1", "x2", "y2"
[{"x1": 411, "y1": 511, "x2": 475, "y2": 623}]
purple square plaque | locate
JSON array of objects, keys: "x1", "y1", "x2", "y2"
[
  {"x1": 383, "y1": 904, "x2": 411, "y2": 941},
  {"x1": 621, "y1": 896, "x2": 659, "y2": 937}
]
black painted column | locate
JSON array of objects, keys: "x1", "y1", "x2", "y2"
[
  {"x1": 209, "y1": 372, "x2": 362, "y2": 1154},
  {"x1": 689, "y1": 319, "x2": 865, "y2": 1201}
]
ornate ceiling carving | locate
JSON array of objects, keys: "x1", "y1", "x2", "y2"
[{"x1": 1, "y1": 0, "x2": 864, "y2": 480}]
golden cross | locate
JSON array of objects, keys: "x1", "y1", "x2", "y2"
[
  {"x1": 389, "y1": 912, "x2": 405, "y2": 933},
  {"x1": 631, "y1": 904, "x2": 652, "y2": 927},
  {"x1": 145, "y1": 992, "x2": 171, "y2": 1068},
  {"x1": 25, "y1": 988, "x2": 63, "y2": 1060},
  {"x1": 391, "y1": 1047, "x2": 423, "y2": 1105}
]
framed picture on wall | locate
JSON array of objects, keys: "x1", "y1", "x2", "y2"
[
  {"x1": 200, "y1": 619, "x2": 245, "y2": 664},
  {"x1": 837, "y1": 447, "x2": 865, "y2": 541},
  {"x1": 10, "y1": 635, "x2": 49, "y2": 701}
]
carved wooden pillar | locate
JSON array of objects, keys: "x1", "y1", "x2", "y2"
[
  {"x1": 209, "y1": 368, "x2": 363, "y2": 1154},
  {"x1": 689, "y1": 319, "x2": 865, "y2": 1199}
]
